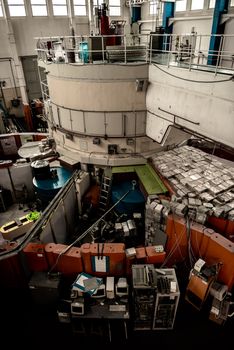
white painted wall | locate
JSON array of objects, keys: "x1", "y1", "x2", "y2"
[
  {"x1": 0, "y1": 21, "x2": 11, "y2": 57},
  {"x1": 11, "y1": 17, "x2": 74, "y2": 57},
  {"x1": 223, "y1": 16, "x2": 234, "y2": 68},
  {"x1": 146, "y1": 65, "x2": 234, "y2": 148},
  {"x1": 49, "y1": 78, "x2": 146, "y2": 111},
  {"x1": 46, "y1": 62, "x2": 148, "y2": 111}
]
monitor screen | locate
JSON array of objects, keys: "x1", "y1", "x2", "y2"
[
  {"x1": 116, "y1": 287, "x2": 128, "y2": 294},
  {"x1": 72, "y1": 305, "x2": 83, "y2": 314},
  {"x1": 91, "y1": 284, "x2": 106, "y2": 298}
]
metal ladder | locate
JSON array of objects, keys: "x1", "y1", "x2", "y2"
[{"x1": 98, "y1": 175, "x2": 112, "y2": 214}]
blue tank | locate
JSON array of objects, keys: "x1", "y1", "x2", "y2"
[
  {"x1": 111, "y1": 180, "x2": 145, "y2": 215},
  {"x1": 33, "y1": 166, "x2": 72, "y2": 206}
]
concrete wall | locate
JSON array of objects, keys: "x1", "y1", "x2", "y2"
[
  {"x1": 146, "y1": 64, "x2": 234, "y2": 148},
  {"x1": 0, "y1": 2, "x2": 131, "y2": 58},
  {"x1": 46, "y1": 62, "x2": 147, "y2": 112},
  {"x1": 43, "y1": 61, "x2": 190, "y2": 164}
]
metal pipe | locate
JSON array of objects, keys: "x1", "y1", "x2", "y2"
[
  {"x1": 61, "y1": 188, "x2": 131, "y2": 255},
  {"x1": 0, "y1": 173, "x2": 77, "y2": 261},
  {"x1": 158, "y1": 107, "x2": 200, "y2": 125},
  {"x1": 9, "y1": 58, "x2": 18, "y2": 96},
  {"x1": 48, "y1": 188, "x2": 133, "y2": 274},
  {"x1": 48, "y1": 187, "x2": 134, "y2": 274}
]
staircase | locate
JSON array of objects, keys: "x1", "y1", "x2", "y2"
[{"x1": 98, "y1": 175, "x2": 112, "y2": 214}]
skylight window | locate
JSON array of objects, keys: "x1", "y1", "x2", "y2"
[
  {"x1": 31, "y1": 0, "x2": 47, "y2": 16},
  {"x1": 175, "y1": 0, "x2": 187, "y2": 12},
  {"x1": 52, "y1": 0, "x2": 67, "y2": 16},
  {"x1": 150, "y1": 1, "x2": 157, "y2": 15},
  {"x1": 93, "y1": 0, "x2": 98, "y2": 15},
  {"x1": 191, "y1": 0, "x2": 204, "y2": 10},
  {"x1": 209, "y1": 0, "x2": 215, "y2": 8},
  {"x1": 109, "y1": 0, "x2": 121, "y2": 16},
  {"x1": 0, "y1": 3, "x2": 3, "y2": 17},
  {"x1": 73, "y1": 0, "x2": 86, "y2": 16},
  {"x1": 8, "y1": 0, "x2": 26, "y2": 17}
]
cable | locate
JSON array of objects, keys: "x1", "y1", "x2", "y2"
[
  {"x1": 48, "y1": 188, "x2": 132, "y2": 274},
  {"x1": 152, "y1": 63, "x2": 234, "y2": 83},
  {"x1": 160, "y1": 213, "x2": 188, "y2": 268}
]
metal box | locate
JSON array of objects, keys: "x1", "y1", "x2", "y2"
[
  {"x1": 132, "y1": 264, "x2": 157, "y2": 330},
  {"x1": 28, "y1": 271, "x2": 60, "y2": 308},
  {"x1": 132, "y1": 265, "x2": 180, "y2": 330},
  {"x1": 152, "y1": 269, "x2": 180, "y2": 330}
]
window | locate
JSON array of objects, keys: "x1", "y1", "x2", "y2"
[
  {"x1": 175, "y1": 0, "x2": 187, "y2": 12},
  {"x1": 209, "y1": 0, "x2": 215, "y2": 8},
  {"x1": 109, "y1": 0, "x2": 120, "y2": 16},
  {"x1": 31, "y1": 0, "x2": 47, "y2": 16},
  {"x1": 0, "y1": 2, "x2": 3, "y2": 17},
  {"x1": 8, "y1": 0, "x2": 26, "y2": 16},
  {"x1": 52, "y1": 0, "x2": 67, "y2": 16},
  {"x1": 230, "y1": 0, "x2": 234, "y2": 7},
  {"x1": 74, "y1": 0, "x2": 86, "y2": 16},
  {"x1": 150, "y1": 1, "x2": 157, "y2": 15},
  {"x1": 93, "y1": 0, "x2": 98, "y2": 15},
  {"x1": 191, "y1": 0, "x2": 204, "y2": 10}
]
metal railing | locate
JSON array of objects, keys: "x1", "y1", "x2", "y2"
[{"x1": 36, "y1": 33, "x2": 234, "y2": 75}]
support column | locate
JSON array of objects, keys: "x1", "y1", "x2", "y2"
[
  {"x1": 2, "y1": 0, "x2": 28, "y2": 103},
  {"x1": 162, "y1": 1, "x2": 174, "y2": 52},
  {"x1": 162, "y1": 1, "x2": 175, "y2": 34},
  {"x1": 207, "y1": 0, "x2": 229, "y2": 66}
]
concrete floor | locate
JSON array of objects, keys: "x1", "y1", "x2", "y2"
[
  {"x1": 0, "y1": 186, "x2": 233, "y2": 348},
  {"x1": 0, "y1": 203, "x2": 31, "y2": 227}
]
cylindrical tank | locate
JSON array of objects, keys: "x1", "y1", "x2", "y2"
[
  {"x1": 100, "y1": 3, "x2": 109, "y2": 35},
  {"x1": 111, "y1": 180, "x2": 145, "y2": 215},
  {"x1": 31, "y1": 160, "x2": 50, "y2": 180},
  {"x1": 33, "y1": 166, "x2": 72, "y2": 206}
]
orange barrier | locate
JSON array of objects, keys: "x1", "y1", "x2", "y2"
[
  {"x1": 204, "y1": 233, "x2": 234, "y2": 290},
  {"x1": 23, "y1": 243, "x2": 48, "y2": 271},
  {"x1": 207, "y1": 216, "x2": 234, "y2": 242},
  {"x1": 44, "y1": 243, "x2": 83, "y2": 276},
  {"x1": 0, "y1": 243, "x2": 28, "y2": 288},
  {"x1": 81, "y1": 243, "x2": 126, "y2": 276},
  {"x1": 145, "y1": 246, "x2": 166, "y2": 265},
  {"x1": 165, "y1": 215, "x2": 188, "y2": 265},
  {"x1": 44, "y1": 243, "x2": 62, "y2": 271},
  {"x1": 135, "y1": 247, "x2": 147, "y2": 262},
  {"x1": 19, "y1": 229, "x2": 234, "y2": 291},
  {"x1": 165, "y1": 214, "x2": 234, "y2": 290}
]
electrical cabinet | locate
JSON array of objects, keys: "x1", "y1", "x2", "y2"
[
  {"x1": 152, "y1": 269, "x2": 180, "y2": 330},
  {"x1": 132, "y1": 265, "x2": 180, "y2": 331},
  {"x1": 132, "y1": 264, "x2": 157, "y2": 330}
]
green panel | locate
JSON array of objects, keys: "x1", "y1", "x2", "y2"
[
  {"x1": 112, "y1": 166, "x2": 136, "y2": 174},
  {"x1": 112, "y1": 164, "x2": 167, "y2": 195},
  {"x1": 136, "y1": 164, "x2": 167, "y2": 195}
]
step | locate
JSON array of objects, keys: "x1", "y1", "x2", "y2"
[
  {"x1": 101, "y1": 189, "x2": 109, "y2": 193},
  {"x1": 100, "y1": 194, "x2": 108, "y2": 199}
]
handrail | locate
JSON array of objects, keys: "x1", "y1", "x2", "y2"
[{"x1": 35, "y1": 33, "x2": 234, "y2": 76}]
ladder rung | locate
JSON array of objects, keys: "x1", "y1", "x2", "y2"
[{"x1": 100, "y1": 194, "x2": 108, "y2": 199}]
